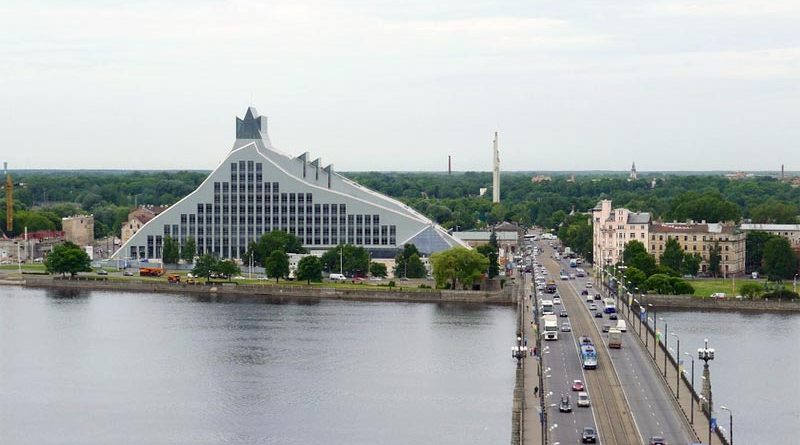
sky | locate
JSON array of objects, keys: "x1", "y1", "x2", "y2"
[{"x1": 1, "y1": 0, "x2": 799, "y2": 172}]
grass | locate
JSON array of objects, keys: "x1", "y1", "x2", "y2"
[
  {"x1": 685, "y1": 277, "x2": 789, "y2": 297},
  {"x1": 0, "y1": 264, "x2": 46, "y2": 271}
]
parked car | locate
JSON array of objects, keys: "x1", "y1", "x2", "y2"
[
  {"x1": 571, "y1": 380, "x2": 584, "y2": 391},
  {"x1": 123, "y1": 270, "x2": 134, "y2": 276},
  {"x1": 97, "y1": 269, "x2": 108, "y2": 275},
  {"x1": 581, "y1": 427, "x2": 597, "y2": 443}
]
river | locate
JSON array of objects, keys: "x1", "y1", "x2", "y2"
[
  {"x1": 658, "y1": 309, "x2": 800, "y2": 445},
  {"x1": 0, "y1": 287, "x2": 516, "y2": 445}
]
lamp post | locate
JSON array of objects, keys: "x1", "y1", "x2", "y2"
[
  {"x1": 684, "y1": 352, "x2": 695, "y2": 425},
  {"x1": 720, "y1": 405, "x2": 733, "y2": 445},
  {"x1": 660, "y1": 317, "x2": 668, "y2": 377},
  {"x1": 671, "y1": 333, "x2": 680, "y2": 399},
  {"x1": 339, "y1": 245, "x2": 344, "y2": 275},
  {"x1": 649, "y1": 304, "x2": 657, "y2": 359},
  {"x1": 698, "y1": 338, "x2": 715, "y2": 445}
]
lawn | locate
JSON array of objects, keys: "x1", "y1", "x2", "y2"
[{"x1": 685, "y1": 277, "x2": 788, "y2": 297}]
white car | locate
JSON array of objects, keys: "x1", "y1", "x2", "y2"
[
  {"x1": 585, "y1": 282, "x2": 593, "y2": 288},
  {"x1": 369, "y1": 276, "x2": 383, "y2": 281},
  {"x1": 577, "y1": 392, "x2": 590, "y2": 407},
  {"x1": 553, "y1": 297, "x2": 562, "y2": 305}
]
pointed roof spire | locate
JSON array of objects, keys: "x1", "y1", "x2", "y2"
[{"x1": 236, "y1": 107, "x2": 268, "y2": 140}]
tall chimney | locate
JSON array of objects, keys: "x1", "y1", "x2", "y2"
[
  {"x1": 448, "y1": 155, "x2": 452, "y2": 175},
  {"x1": 782, "y1": 164, "x2": 785, "y2": 180},
  {"x1": 492, "y1": 132, "x2": 500, "y2": 203}
]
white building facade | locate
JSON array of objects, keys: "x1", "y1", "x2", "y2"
[{"x1": 591, "y1": 199, "x2": 651, "y2": 266}]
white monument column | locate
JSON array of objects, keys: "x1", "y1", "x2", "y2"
[{"x1": 492, "y1": 131, "x2": 500, "y2": 203}]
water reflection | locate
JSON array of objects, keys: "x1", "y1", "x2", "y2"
[{"x1": 45, "y1": 288, "x2": 89, "y2": 300}]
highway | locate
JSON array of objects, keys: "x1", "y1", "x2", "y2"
[{"x1": 534, "y1": 239, "x2": 696, "y2": 445}]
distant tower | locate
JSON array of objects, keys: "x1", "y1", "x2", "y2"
[
  {"x1": 492, "y1": 132, "x2": 500, "y2": 203},
  {"x1": 782, "y1": 164, "x2": 785, "y2": 180},
  {"x1": 629, "y1": 161, "x2": 638, "y2": 181},
  {"x1": 448, "y1": 155, "x2": 452, "y2": 175}
]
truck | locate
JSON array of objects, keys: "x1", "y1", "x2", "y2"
[
  {"x1": 608, "y1": 328, "x2": 622, "y2": 348},
  {"x1": 139, "y1": 267, "x2": 165, "y2": 277},
  {"x1": 545, "y1": 279, "x2": 557, "y2": 293},
  {"x1": 542, "y1": 314, "x2": 559, "y2": 340}
]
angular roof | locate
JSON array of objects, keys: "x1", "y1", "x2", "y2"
[{"x1": 627, "y1": 212, "x2": 651, "y2": 224}]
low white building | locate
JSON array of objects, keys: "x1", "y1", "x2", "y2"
[{"x1": 740, "y1": 223, "x2": 800, "y2": 247}]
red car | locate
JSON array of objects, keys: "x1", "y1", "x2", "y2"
[{"x1": 572, "y1": 380, "x2": 585, "y2": 391}]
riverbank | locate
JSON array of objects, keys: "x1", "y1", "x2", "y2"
[
  {"x1": 12, "y1": 276, "x2": 515, "y2": 305},
  {"x1": 643, "y1": 294, "x2": 800, "y2": 311}
]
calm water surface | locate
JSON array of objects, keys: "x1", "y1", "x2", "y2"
[
  {"x1": 659, "y1": 309, "x2": 800, "y2": 445},
  {"x1": 0, "y1": 287, "x2": 516, "y2": 445}
]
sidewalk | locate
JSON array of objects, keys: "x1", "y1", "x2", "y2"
[{"x1": 521, "y1": 277, "x2": 544, "y2": 445}]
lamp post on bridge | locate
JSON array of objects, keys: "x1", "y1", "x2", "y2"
[
  {"x1": 660, "y1": 317, "x2": 668, "y2": 377},
  {"x1": 671, "y1": 333, "x2": 680, "y2": 400},
  {"x1": 698, "y1": 338, "x2": 715, "y2": 445},
  {"x1": 684, "y1": 352, "x2": 695, "y2": 425},
  {"x1": 720, "y1": 405, "x2": 733, "y2": 445}
]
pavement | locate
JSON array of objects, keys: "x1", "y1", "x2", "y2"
[{"x1": 520, "y1": 273, "x2": 544, "y2": 444}]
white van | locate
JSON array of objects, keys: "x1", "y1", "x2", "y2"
[
  {"x1": 329, "y1": 273, "x2": 347, "y2": 281},
  {"x1": 616, "y1": 320, "x2": 627, "y2": 332}
]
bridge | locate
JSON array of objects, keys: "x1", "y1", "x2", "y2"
[{"x1": 514, "y1": 239, "x2": 730, "y2": 445}]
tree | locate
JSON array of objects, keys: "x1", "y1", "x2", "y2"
[
  {"x1": 44, "y1": 241, "x2": 92, "y2": 277},
  {"x1": 394, "y1": 243, "x2": 426, "y2": 278},
  {"x1": 489, "y1": 231, "x2": 498, "y2": 249},
  {"x1": 746, "y1": 231, "x2": 779, "y2": 273},
  {"x1": 623, "y1": 240, "x2": 648, "y2": 265},
  {"x1": 660, "y1": 238, "x2": 684, "y2": 273},
  {"x1": 244, "y1": 231, "x2": 306, "y2": 267},
  {"x1": 265, "y1": 249, "x2": 290, "y2": 283},
  {"x1": 162, "y1": 236, "x2": 180, "y2": 265},
  {"x1": 623, "y1": 266, "x2": 647, "y2": 289},
  {"x1": 708, "y1": 242, "x2": 722, "y2": 278},
  {"x1": 763, "y1": 237, "x2": 799, "y2": 280},
  {"x1": 181, "y1": 236, "x2": 196, "y2": 263},
  {"x1": 321, "y1": 244, "x2": 370, "y2": 277},
  {"x1": 431, "y1": 247, "x2": 489, "y2": 290},
  {"x1": 297, "y1": 256, "x2": 323, "y2": 284},
  {"x1": 682, "y1": 253, "x2": 702, "y2": 277},
  {"x1": 191, "y1": 254, "x2": 218, "y2": 283},
  {"x1": 739, "y1": 282, "x2": 764, "y2": 299},
  {"x1": 642, "y1": 273, "x2": 674, "y2": 294},
  {"x1": 369, "y1": 262, "x2": 387, "y2": 278},
  {"x1": 215, "y1": 260, "x2": 241, "y2": 281},
  {"x1": 476, "y1": 244, "x2": 499, "y2": 278},
  {"x1": 671, "y1": 279, "x2": 695, "y2": 295},
  {"x1": 750, "y1": 201, "x2": 799, "y2": 224},
  {"x1": 623, "y1": 240, "x2": 657, "y2": 276}
]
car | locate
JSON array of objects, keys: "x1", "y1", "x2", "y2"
[
  {"x1": 594, "y1": 311, "x2": 603, "y2": 318},
  {"x1": 577, "y1": 391, "x2": 590, "y2": 407},
  {"x1": 594, "y1": 294, "x2": 602, "y2": 300},
  {"x1": 648, "y1": 436, "x2": 666, "y2": 445},
  {"x1": 553, "y1": 297, "x2": 561, "y2": 305},
  {"x1": 559, "y1": 395, "x2": 572, "y2": 412},
  {"x1": 602, "y1": 324, "x2": 611, "y2": 333},
  {"x1": 569, "y1": 273, "x2": 576, "y2": 279},
  {"x1": 579, "y1": 336, "x2": 593, "y2": 346},
  {"x1": 399, "y1": 277, "x2": 411, "y2": 281},
  {"x1": 123, "y1": 270, "x2": 134, "y2": 276},
  {"x1": 585, "y1": 282, "x2": 593, "y2": 288},
  {"x1": 609, "y1": 313, "x2": 618, "y2": 320},
  {"x1": 560, "y1": 274, "x2": 569, "y2": 280},
  {"x1": 581, "y1": 289, "x2": 589, "y2": 296},
  {"x1": 369, "y1": 276, "x2": 383, "y2": 281},
  {"x1": 588, "y1": 303, "x2": 598, "y2": 311},
  {"x1": 559, "y1": 310, "x2": 568, "y2": 318},
  {"x1": 561, "y1": 323, "x2": 571, "y2": 332},
  {"x1": 97, "y1": 269, "x2": 108, "y2": 275},
  {"x1": 581, "y1": 427, "x2": 597, "y2": 443},
  {"x1": 571, "y1": 380, "x2": 584, "y2": 391}
]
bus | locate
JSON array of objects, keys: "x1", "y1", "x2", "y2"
[
  {"x1": 540, "y1": 299, "x2": 555, "y2": 316},
  {"x1": 603, "y1": 298, "x2": 617, "y2": 314},
  {"x1": 580, "y1": 344, "x2": 598, "y2": 369}
]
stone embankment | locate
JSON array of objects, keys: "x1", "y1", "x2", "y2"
[
  {"x1": 16, "y1": 276, "x2": 515, "y2": 305},
  {"x1": 644, "y1": 294, "x2": 800, "y2": 311}
]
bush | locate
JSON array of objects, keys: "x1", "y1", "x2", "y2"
[
  {"x1": 739, "y1": 282, "x2": 763, "y2": 299},
  {"x1": 418, "y1": 284, "x2": 431, "y2": 289},
  {"x1": 388, "y1": 280, "x2": 396, "y2": 288},
  {"x1": 671, "y1": 279, "x2": 695, "y2": 295},
  {"x1": 763, "y1": 289, "x2": 799, "y2": 300}
]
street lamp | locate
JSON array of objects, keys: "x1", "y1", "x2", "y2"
[
  {"x1": 684, "y1": 352, "x2": 695, "y2": 425},
  {"x1": 660, "y1": 317, "x2": 668, "y2": 377},
  {"x1": 671, "y1": 333, "x2": 680, "y2": 399},
  {"x1": 698, "y1": 338, "x2": 716, "y2": 445},
  {"x1": 649, "y1": 304, "x2": 657, "y2": 359},
  {"x1": 720, "y1": 405, "x2": 733, "y2": 445}
]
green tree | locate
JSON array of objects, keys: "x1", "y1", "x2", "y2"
[
  {"x1": 369, "y1": 261, "x2": 388, "y2": 278},
  {"x1": 763, "y1": 237, "x2": 799, "y2": 280},
  {"x1": 265, "y1": 249, "x2": 290, "y2": 283},
  {"x1": 181, "y1": 236, "x2": 196, "y2": 263},
  {"x1": 623, "y1": 240, "x2": 648, "y2": 265},
  {"x1": 44, "y1": 241, "x2": 92, "y2": 277},
  {"x1": 671, "y1": 278, "x2": 695, "y2": 295},
  {"x1": 431, "y1": 247, "x2": 489, "y2": 290},
  {"x1": 739, "y1": 282, "x2": 764, "y2": 299},
  {"x1": 162, "y1": 236, "x2": 180, "y2": 265},
  {"x1": 191, "y1": 254, "x2": 218, "y2": 283},
  {"x1": 321, "y1": 244, "x2": 370, "y2": 277},
  {"x1": 489, "y1": 231, "x2": 498, "y2": 249},
  {"x1": 244, "y1": 230, "x2": 306, "y2": 267},
  {"x1": 394, "y1": 244, "x2": 426, "y2": 278},
  {"x1": 682, "y1": 253, "x2": 702, "y2": 277},
  {"x1": 623, "y1": 266, "x2": 647, "y2": 289},
  {"x1": 297, "y1": 256, "x2": 323, "y2": 284},
  {"x1": 708, "y1": 242, "x2": 722, "y2": 278},
  {"x1": 215, "y1": 259, "x2": 241, "y2": 281},
  {"x1": 745, "y1": 231, "x2": 779, "y2": 273},
  {"x1": 660, "y1": 238, "x2": 684, "y2": 272},
  {"x1": 642, "y1": 273, "x2": 674, "y2": 294},
  {"x1": 750, "y1": 201, "x2": 799, "y2": 224},
  {"x1": 476, "y1": 244, "x2": 499, "y2": 278},
  {"x1": 623, "y1": 240, "x2": 657, "y2": 276}
]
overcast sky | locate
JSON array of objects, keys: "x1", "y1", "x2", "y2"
[{"x1": 2, "y1": 0, "x2": 799, "y2": 172}]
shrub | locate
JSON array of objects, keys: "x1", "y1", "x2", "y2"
[
  {"x1": 739, "y1": 282, "x2": 764, "y2": 299},
  {"x1": 763, "y1": 289, "x2": 799, "y2": 300},
  {"x1": 388, "y1": 280, "x2": 396, "y2": 288}
]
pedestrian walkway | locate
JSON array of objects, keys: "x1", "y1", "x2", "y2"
[{"x1": 520, "y1": 277, "x2": 544, "y2": 445}]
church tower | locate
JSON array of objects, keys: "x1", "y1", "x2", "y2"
[{"x1": 629, "y1": 161, "x2": 638, "y2": 181}]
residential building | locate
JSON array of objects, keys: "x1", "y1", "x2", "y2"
[
  {"x1": 121, "y1": 205, "x2": 169, "y2": 244},
  {"x1": 740, "y1": 223, "x2": 800, "y2": 247},
  {"x1": 649, "y1": 222, "x2": 745, "y2": 275},
  {"x1": 591, "y1": 200, "x2": 651, "y2": 266}
]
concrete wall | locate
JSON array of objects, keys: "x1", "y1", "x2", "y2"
[{"x1": 642, "y1": 294, "x2": 800, "y2": 311}]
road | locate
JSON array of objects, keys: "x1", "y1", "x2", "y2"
[{"x1": 536, "y1": 240, "x2": 696, "y2": 445}]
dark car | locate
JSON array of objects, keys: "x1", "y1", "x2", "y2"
[
  {"x1": 609, "y1": 313, "x2": 618, "y2": 320},
  {"x1": 594, "y1": 311, "x2": 603, "y2": 318},
  {"x1": 581, "y1": 289, "x2": 589, "y2": 296},
  {"x1": 581, "y1": 427, "x2": 597, "y2": 443},
  {"x1": 559, "y1": 310, "x2": 568, "y2": 318},
  {"x1": 579, "y1": 336, "x2": 593, "y2": 346},
  {"x1": 594, "y1": 294, "x2": 602, "y2": 300},
  {"x1": 648, "y1": 436, "x2": 666, "y2": 445},
  {"x1": 602, "y1": 324, "x2": 611, "y2": 333},
  {"x1": 97, "y1": 269, "x2": 108, "y2": 275},
  {"x1": 559, "y1": 395, "x2": 572, "y2": 412},
  {"x1": 561, "y1": 323, "x2": 571, "y2": 332}
]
